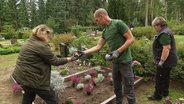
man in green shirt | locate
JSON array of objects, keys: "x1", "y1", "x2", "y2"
[
  {"x1": 147, "y1": 17, "x2": 177, "y2": 100},
  {"x1": 80, "y1": 8, "x2": 136, "y2": 104}
]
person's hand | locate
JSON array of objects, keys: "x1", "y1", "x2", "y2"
[
  {"x1": 157, "y1": 60, "x2": 165, "y2": 68},
  {"x1": 70, "y1": 51, "x2": 85, "y2": 61},
  {"x1": 105, "y1": 50, "x2": 120, "y2": 61},
  {"x1": 56, "y1": 55, "x2": 62, "y2": 58},
  {"x1": 75, "y1": 51, "x2": 85, "y2": 57},
  {"x1": 110, "y1": 50, "x2": 120, "y2": 58},
  {"x1": 71, "y1": 55, "x2": 78, "y2": 61}
]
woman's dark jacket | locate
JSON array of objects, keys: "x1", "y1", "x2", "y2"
[{"x1": 12, "y1": 36, "x2": 68, "y2": 90}]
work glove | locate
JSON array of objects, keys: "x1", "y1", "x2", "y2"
[
  {"x1": 56, "y1": 55, "x2": 62, "y2": 58},
  {"x1": 105, "y1": 50, "x2": 120, "y2": 61},
  {"x1": 157, "y1": 60, "x2": 165, "y2": 68},
  {"x1": 71, "y1": 51, "x2": 85, "y2": 61}
]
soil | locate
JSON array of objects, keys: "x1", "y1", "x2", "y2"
[{"x1": 0, "y1": 63, "x2": 184, "y2": 104}]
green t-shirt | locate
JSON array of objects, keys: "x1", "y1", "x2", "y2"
[
  {"x1": 102, "y1": 19, "x2": 132, "y2": 63},
  {"x1": 158, "y1": 33, "x2": 171, "y2": 45}
]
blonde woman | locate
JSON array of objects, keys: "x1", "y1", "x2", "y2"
[{"x1": 12, "y1": 24, "x2": 78, "y2": 104}]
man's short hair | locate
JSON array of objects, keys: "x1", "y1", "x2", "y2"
[
  {"x1": 94, "y1": 8, "x2": 108, "y2": 17},
  {"x1": 152, "y1": 16, "x2": 167, "y2": 27}
]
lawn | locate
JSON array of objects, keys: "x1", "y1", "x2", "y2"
[
  {"x1": 0, "y1": 53, "x2": 18, "y2": 71},
  {"x1": 136, "y1": 81, "x2": 184, "y2": 104}
]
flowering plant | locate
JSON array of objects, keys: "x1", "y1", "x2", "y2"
[
  {"x1": 84, "y1": 83, "x2": 95, "y2": 95},
  {"x1": 84, "y1": 74, "x2": 92, "y2": 81},
  {"x1": 70, "y1": 75, "x2": 81, "y2": 87},
  {"x1": 12, "y1": 82, "x2": 23, "y2": 94},
  {"x1": 66, "y1": 97, "x2": 80, "y2": 104},
  {"x1": 106, "y1": 72, "x2": 113, "y2": 85},
  {"x1": 165, "y1": 97, "x2": 184, "y2": 104},
  {"x1": 165, "y1": 96, "x2": 172, "y2": 104},
  {"x1": 89, "y1": 70, "x2": 97, "y2": 77},
  {"x1": 76, "y1": 83, "x2": 84, "y2": 90},
  {"x1": 132, "y1": 60, "x2": 144, "y2": 76},
  {"x1": 89, "y1": 78, "x2": 97, "y2": 87},
  {"x1": 11, "y1": 76, "x2": 23, "y2": 94}
]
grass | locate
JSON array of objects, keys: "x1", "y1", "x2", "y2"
[
  {"x1": 174, "y1": 35, "x2": 184, "y2": 41},
  {"x1": 0, "y1": 53, "x2": 18, "y2": 71},
  {"x1": 136, "y1": 81, "x2": 184, "y2": 104}
]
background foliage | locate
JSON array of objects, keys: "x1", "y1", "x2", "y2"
[{"x1": 0, "y1": 0, "x2": 184, "y2": 34}]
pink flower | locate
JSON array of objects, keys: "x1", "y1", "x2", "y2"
[
  {"x1": 165, "y1": 96, "x2": 172, "y2": 103},
  {"x1": 89, "y1": 70, "x2": 97, "y2": 77},
  {"x1": 132, "y1": 60, "x2": 141, "y2": 66},
  {"x1": 70, "y1": 75, "x2": 81, "y2": 87},
  {"x1": 71, "y1": 75, "x2": 81, "y2": 84},
  {"x1": 89, "y1": 78, "x2": 96, "y2": 86},
  {"x1": 12, "y1": 82, "x2": 22, "y2": 93}
]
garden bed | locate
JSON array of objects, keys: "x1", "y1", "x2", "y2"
[
  {"x1": 35, "y1": 66, "x2": 143, "y2": 104},
  {"x1": 10, "y1": 63, "x2": 142, "y2": 104}
]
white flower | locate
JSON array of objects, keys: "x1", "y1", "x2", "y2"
[{"x1": 50, "y1": 70, "x2": 66, "y2": 95}]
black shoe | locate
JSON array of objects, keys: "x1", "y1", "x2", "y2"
[{"x1": 147, "y1": 95, "x2": 162, "y2": 100}]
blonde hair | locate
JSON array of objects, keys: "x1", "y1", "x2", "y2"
[
  {"x1": 152, "y1": 16, "x2": 167, "y2": 27},
  {"x1": 32, "y1": 24, "x2": 53, "y2": 41},
  {"x1": 94, "y1": 8, "x2": 108, "y2": 17}
]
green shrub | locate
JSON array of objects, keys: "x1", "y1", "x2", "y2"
[
  {"x1": 0, "y1": 46, "x2": 21, "y2": 55},
  {"x1": 171, "y1": 24, "x2": 184, "y2": 35},
  {"x1": 70, "y1": 35, "x2": 96, "y2": 49},
  {"x1": 131, "y1": 35, "x2": 184, "y2": 82},
  {"x1": 171, "y1": 59, "x2": 184, "y2": 83},
  {"x1": 71, "y1": 25, "x2": 82, "y2": 37},
  {"x1": 16, "y1": 30, "x2": 31, "y2": 39},
  {"x1": 131, "y1": 37, "x2": 155, "y2": 79},
  {"x1": 132, "y1": 26, "x2": 156, "y2": 40},
  {"x1": 70, "y1": 35, "x2": 109, "y2": 66},
  {"x1": 70, "y1": 25, "x2": 100, "y2": 37},
  {"x1": 171, "y1": 39, "x2": 184, "y2": 82},
  {"x1": 51, "y1": 33, "x2": 74, "y2": 50},
  {"x1": 1, "y1": 24, "x2": 17, "y2": 39}
]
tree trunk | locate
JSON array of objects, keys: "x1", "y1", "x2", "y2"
[
  {"x1": 0, "y1": 19, "x2": 1, "y2": 32},
  {"x1": 145, "y1": 0, "x2": 149, "y2": 26},
  {"x1": 165, "y1": 0, "x2": 167, "y2": 20},
  {"x1": 150, "y1": 0, "x2": 154, "y2": 22}
]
